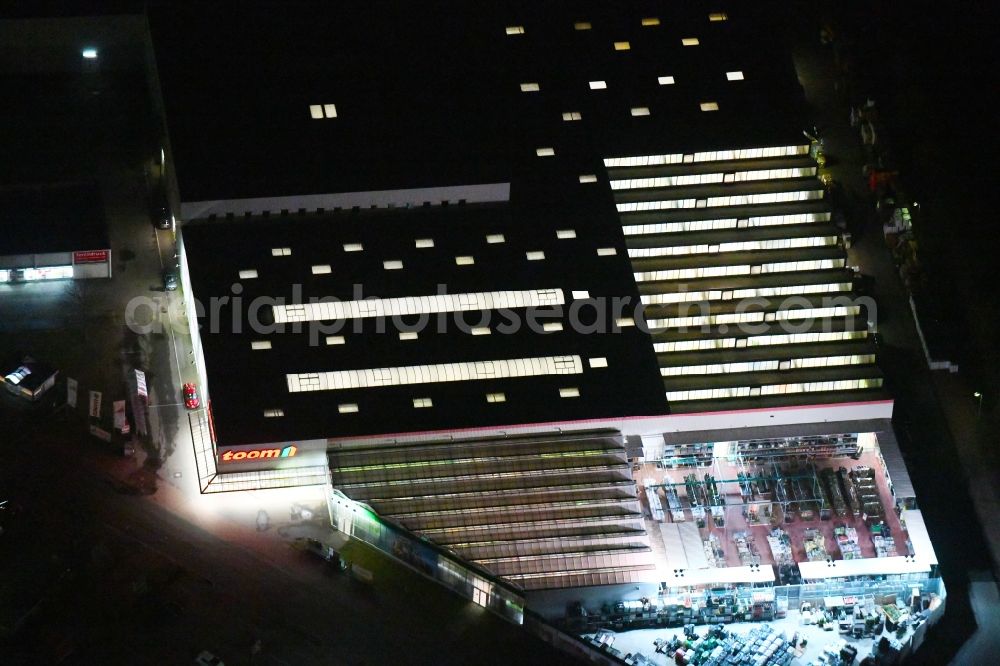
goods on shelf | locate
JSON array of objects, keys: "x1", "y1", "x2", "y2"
[
  {"x1": 849, "y1": 466, "x2": 885, "y2": 523},
  {"x1": 795, "y1": 477, "x2": 818, "y2": 521},
  {"x1": 691, "y1": 505, "x2": 706, "y2": 528},
  {"x1": 744, "y1": 502, "x2": 772, "y2": 525},
  {"x1": 733, "y1": 531, "x2": 761, "y2": 566},
  {"x1": 710, "y1": 505, "x2": 725, "y2": 528},
  {"x1": 737, "y1": 471, "x2": 755, "y2": 501},
  {"x1": 820, "y1": 468, "x2": 848, "y2": 516},
  {"x1": 643, "y1": 479, "x2": 665, "y2": 522},
  {"x1": 666, "y1": 488, "x2": 686, "y2": 522},
  {"x1": 676, "y1": 623, "x2": 793, "y2": 666},
  {"x1": 767, "y1": 528, "x2": 795, "y2": 566},
  {"x1": 704, "y1": 474, "x2": 723, "y2": 506},
  {"x1": 659, "y1": 442, "x2": 713, "y2": 468},
  {"x1": 776, "y1": 476, "x2": 797, "y2": 523},
  {"x1": 768, "y1": 528, "x2": 801, "y2": 585},
  {"x1": 803, "y1": 529, "x2": 829, "y2": 562},
  {"x1": 703, "y1": 533, "x2": 724, "y2": 568},
  {"x1": 834, "y1": 524, "x2": 863, "y2": 560},
  {"x1": 838, "y1": 467, "x2": 857, "y2": 515},
  {"x1": 872, "y1": 523, "x2": 898, "y2": 558},
  {"x1": 563, "y1": 590, "x2": 780, "y2": 635},
  {"x1": 735, "y1": 433, "x2": 859, "y2": 460}
]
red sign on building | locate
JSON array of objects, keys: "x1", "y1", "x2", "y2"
[{"x1": 73, "y1": 249, "x2": 109, "y2": 264}]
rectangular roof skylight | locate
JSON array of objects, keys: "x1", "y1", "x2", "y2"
[
  {"x1": 286, "y1": 355, "x2": 583, "y2": 392},
  {"x1": 273, "y1": 288, "x2": 565, "y2": 323}
]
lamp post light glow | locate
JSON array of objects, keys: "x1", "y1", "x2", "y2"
[
  {"x1": 974, "y1": 391, "x2": 983, "y2": 420},
  {"x1": 82, "y1": 48, "x2": 98, "y2": 59}
]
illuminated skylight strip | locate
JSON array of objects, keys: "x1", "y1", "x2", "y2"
[
  {"x1": 603, "y1": 145, "x2": 809, "y2": 168},
  {"x1": 286, "y1": 355, "x2": 583, "y2": 393},
  {"x1": 620, "y1": 212, "x2": 830, "y2": 236},
  {"x1": 661, "y1": 354, "x2": 875, "y2": 377},
  {"x1": 633, "y1": 258, "x2": 843, "y2": 282},
  {"x1": 272, "y1": 288, "x2": 565, "y2": 323},
  {"x1": 609, "y1": 167, "x2": 816, "y2": 190},
  {"x1": 616, "y1": 190, "x2": 822, "y2": 212},
  {"x1": 627, "y1": 235, "x2": 838, "y2": 257},
  {"x1": 653, "y1": 330, "x2": 867, "y2": 353},
  {"x1": 641, "y1": 282, "x2": 851, "y2": 304},
  {"x1": 666, "y1": 377, "x2": 883, "y2": 402}
]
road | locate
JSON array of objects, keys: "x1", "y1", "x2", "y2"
[
  {"x1": 0, "y1": 407, "x2": 576, "y2": 665},
  {"x1": 783, "y1": 6, "x2": 1000, "y2": 663}
]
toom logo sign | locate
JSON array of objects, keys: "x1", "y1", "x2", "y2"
[{"x1": 221, "y1": 444, "x2": 297, "y2": 462}]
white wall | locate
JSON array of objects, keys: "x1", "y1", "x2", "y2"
[
  {"x1": 72, "y1": 261, "x2": 111, "y2": 279},
  {"x1": 325, "y1": 399, "x2": 894, "y2": 448}
]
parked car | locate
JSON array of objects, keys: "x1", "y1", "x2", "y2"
[
  {"x1": 194, "y1": 651, "x2": 224, "y2": 666},
  {"x1": 163, "y1": 270, "x2": 179, "y2": 291},
  {"x1": 183, "y1": 383, "x2": 200, "y2": 409},
  {"x1": 152, "y1": 203, "x2": 172, "y2": 230}
]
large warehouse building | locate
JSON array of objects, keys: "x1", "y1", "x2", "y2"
[
  {"x1": 148, "y1": 0, "x2": 943, "y2": 652},
  {"x1": 0, "y1": 182, "x2": 111, "y2": 283}
]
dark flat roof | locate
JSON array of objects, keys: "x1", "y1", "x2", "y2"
[
  {"x1": 183, "y1": 204, "x2": 667, "y2": 446},
  {"x1": 149, "y1": 1, "x2": 807, "y2": 205},
  {"x1": 0, "y1": 182, "x2": 107, "y2": 256}
]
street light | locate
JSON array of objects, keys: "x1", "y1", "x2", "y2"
[
  {"x1": 81, "y1": 48, "x2": 98, "y2": 59},
  {"x1": 974, "y1": 391, "x2": 983, "y2": 420}
]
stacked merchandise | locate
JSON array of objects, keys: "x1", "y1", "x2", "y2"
[
  {"x1": 659, "y1": 595, "x2": 696, "y2": 628},
  {"x1": 803, "y1": 529, "x2": 829, "y2": 562},
  {"x1": 703, "y1": 473, "x2": 726, "y2": 527},
  {"x1": 767, "y1": 529, "x2": 794, "y2": 566},
  {"x1": 849, "y1": 466, "x2": 884, "y2": 524},
  {"x1": 834, "y1": 524, "x2": 863, "y2": 559},
  {"x1": 667, "y1": 488, "x2": 686, "y2": 522},
  {"x1": 753, "y1": 468, "x2": 774, "y2": 501},
  {"x1": 685, "y1": 474, "x2": 707, "y2": 527},
  {"x1": 837, "y1": 467, "x2": 857, "y2": 515},
  {"x1": 871, "y1": 523, "x2": 898, "y2": 558},
  {"x1": 820, "y1": 468, "x2": 847, "y2": 517},
  {"x1": 660, "y1": 443, "x2": 713, "y2": 468},
  {"x1": 700, "y1": 593, "x2": 738, "y2": 625},
  {"x1": 793, "y1": 476, "x2": 818, "y2": 521},
  {"x1": 733, "y1": 531, "x2": 760, "y2": 566},
  {"x1": 643, "y1": 478, "x2": 665, "y2": 522},
  {"x1": 776, "y1": 475, "x2": 796, "y2": 523},
  {"x1": 816, "y1": 474, "x2": 834, "y2": 520},
  {"x1": 710, "y1": 506, "x2": 725, "y2": 528},
  {"x1": 703, "y1": 533, "x2": 724, "y2": 568},
  {"x1": 750, "y1": 595, "x2": 777, "y2": 622},
  {"x1": 737, "y1": 471, "x2": 754, "y2": 503},
  {"x1": 767, "y1": 528, "x2": 800, "y2": 585},
  {"x1": 680, "y1": 624, "x2": 794, "y2": 666}
]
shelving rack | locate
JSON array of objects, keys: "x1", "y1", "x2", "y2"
[
  {"x1": 734, "y1": 433, "x2": 860, "y2": 461},
  {"x1": 658, "y1": 442, "x2": 714, "y2": 468}
]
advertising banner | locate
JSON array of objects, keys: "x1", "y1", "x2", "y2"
[
  {"x1": 66, "y1": 377, "x2": 78, "y2": 408},
  {"x1": 73, "y1": 249, "x2": 110, "y2": 264},
  {"x1": 113, "y1": 400, "x2": 127, "y2": 432},
  {"x1": 88, "y1": 390, "x2": 102, "y2": 419},
  {"x1": 135, "y1": 369, "x2": 147, "y2": 399}
]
